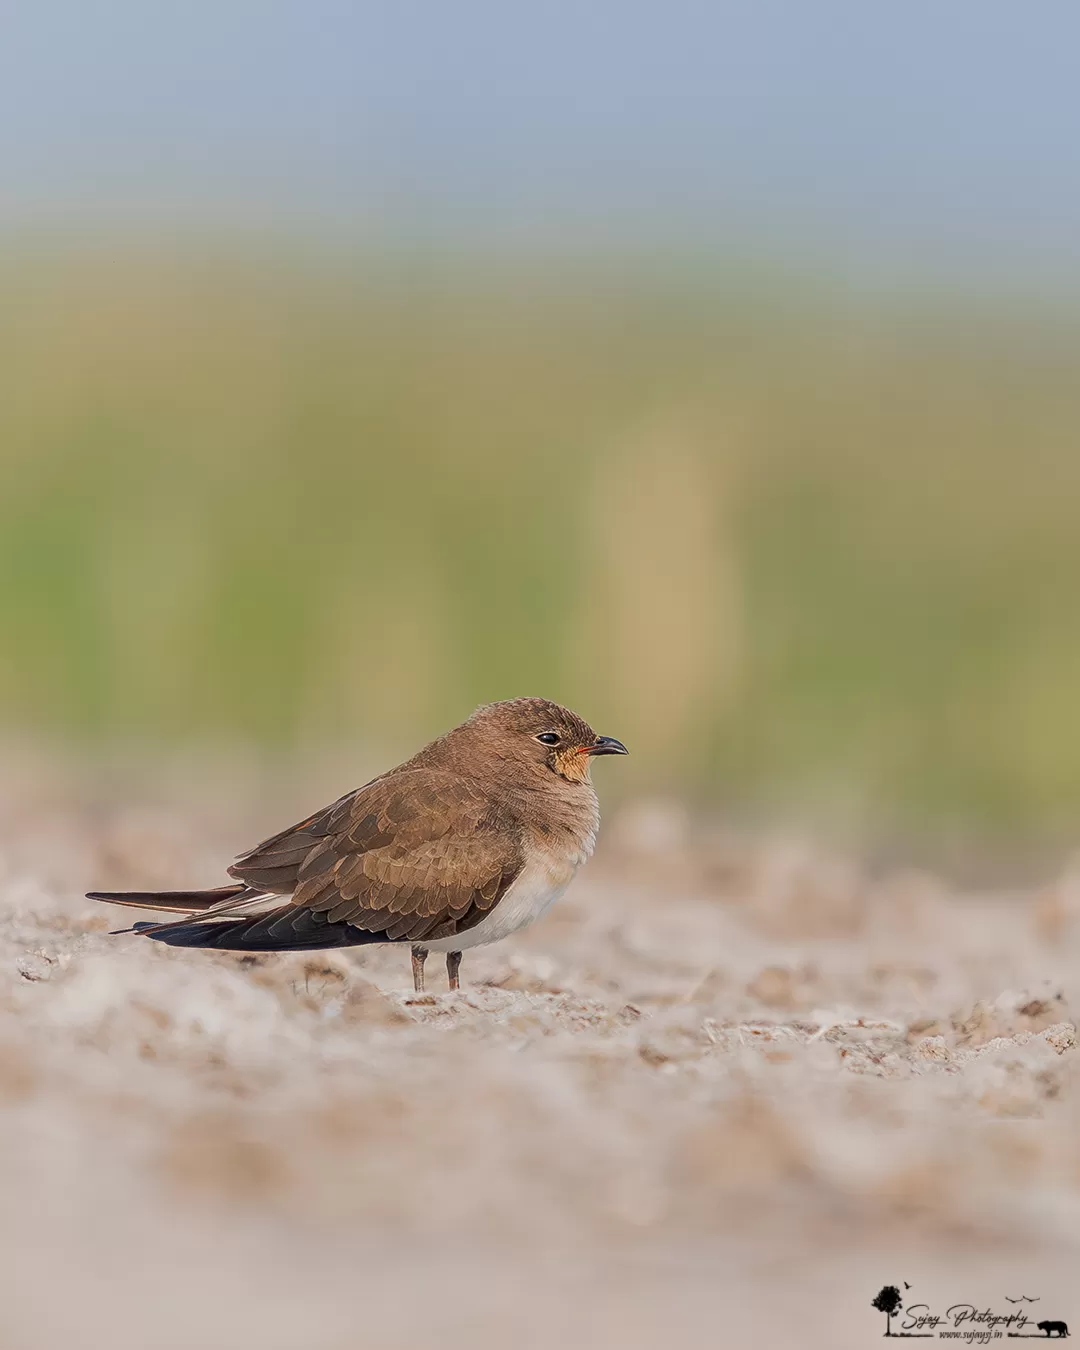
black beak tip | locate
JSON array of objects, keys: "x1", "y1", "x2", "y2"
[{"x1": 590, "y1": 735, "x2": 629, "y2": 756}]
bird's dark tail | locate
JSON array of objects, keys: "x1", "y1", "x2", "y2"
[
  {"x1": 86, "y1": 883, "x2": 249, "y2": 913},
  {"x1": 88, "y1": 884, "x2": 384, "y2": 951},
  {"x1": 130, "y1": 909, "x2": 385, "y2": 951},
  {"x1": 87, "y1": 883, "x2": 265, "y2": 934}
]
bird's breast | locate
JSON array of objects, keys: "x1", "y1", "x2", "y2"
[
  {"x1": 424, "y1": 786, "x2": 599, "y2": 954},
  {"x1": 424, "y1": 841, "x2": 584, "y2": 953},
  {"x1": 534, "y1": 785, "x2": 599, "y2": 870}
]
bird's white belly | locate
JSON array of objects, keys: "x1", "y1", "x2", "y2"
[{"x1": 424, "y1": 851, "x2": 579, "y2": 953}]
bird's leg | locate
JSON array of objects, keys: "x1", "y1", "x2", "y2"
[
  {"x1": 411, "y1": 945, "x2": 428, "y2": 993},
  {"x1": 446, "y1": 950, "x2": 462, "y2": 991}
]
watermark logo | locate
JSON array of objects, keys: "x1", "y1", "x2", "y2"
[{"x1": 871, "y1": 1285, "x2": 1069, "y2": 1342}]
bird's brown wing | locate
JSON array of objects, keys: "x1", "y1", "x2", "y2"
[{"x1": 210, "y1": 769, "x2": 524, "y2": 946}]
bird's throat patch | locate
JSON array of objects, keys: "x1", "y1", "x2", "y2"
[{"x1": 553, "y1": 748, "x2": 592, "y2": 784}]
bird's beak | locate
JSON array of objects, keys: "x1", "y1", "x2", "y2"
[{"x1": 583, "y1": 735, "x2": 629, "y2": 757}]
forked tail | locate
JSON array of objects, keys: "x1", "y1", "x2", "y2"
[
  {"x1": 85, "y1": 883, "x2": 249, "y2": 923},
  {"x1": 86, "y1": 883, "x2": 381, "y2": 951}
]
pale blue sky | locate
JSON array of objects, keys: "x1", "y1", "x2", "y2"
[{"x1": 2, "y1": 1, "x2": 1079, "y2": 273}]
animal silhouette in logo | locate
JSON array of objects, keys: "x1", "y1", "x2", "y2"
[{"x1": 1036, "y1": 1322, "x2": 1069, "y2": 1339}]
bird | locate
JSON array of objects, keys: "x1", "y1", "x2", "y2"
[{"x1": 87, "y1": 698, "x2": 628, "y2": 992}]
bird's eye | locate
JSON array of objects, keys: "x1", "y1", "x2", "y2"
[{"x1": 535, "y1": 732, "x2": 560, "y2": 746}]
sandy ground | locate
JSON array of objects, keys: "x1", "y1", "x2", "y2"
[{"x1": 2, "y1": 757, "x2": 1080, "y2": 1349}]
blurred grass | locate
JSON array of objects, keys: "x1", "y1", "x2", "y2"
[{"x1": 3, "y1": 243, "x2": 1080, "y2": 837}]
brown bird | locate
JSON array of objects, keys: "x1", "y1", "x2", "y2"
[{"x1": 87, "y1": 698, "x2": 627, "y2": 992}]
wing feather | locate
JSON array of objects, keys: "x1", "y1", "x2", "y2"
[{"x1": 213, "y1": 769, "x2": 522, "y2": 945}]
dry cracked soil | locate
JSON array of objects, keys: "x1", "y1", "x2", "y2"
[{"x1": 1, "y1": 759, "x2": 1079, "y2": 1348}]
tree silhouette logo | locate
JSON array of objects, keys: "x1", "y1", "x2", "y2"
[
  {"x1": 872, "y1": 1287, "x2": 904, "y2": 1337},
  {"x1": 868, "y1": 1284, "x2": 931, "y2": 1338}
]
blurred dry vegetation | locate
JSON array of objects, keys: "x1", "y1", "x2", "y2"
[{"x1": 3, "y1": 245, "x2": 1080, "y2": 842}]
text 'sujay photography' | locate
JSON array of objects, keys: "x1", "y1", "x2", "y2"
[{"x1": 3, "y1": 6, "x2": 1080, "y2": 1348}]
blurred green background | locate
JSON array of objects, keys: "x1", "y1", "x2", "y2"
[
  {"x1": 4, "y1": 248, "x2": 1080, "y2": 841},
  {"x1": 5, "y1": 3, "x2": 1080, "y2": 848}
]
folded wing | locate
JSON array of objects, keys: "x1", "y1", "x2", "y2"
[{"x1": 136, "y1": 769, "x2": 523, "y2": 951}]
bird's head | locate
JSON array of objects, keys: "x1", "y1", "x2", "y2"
[{"x1": 464, "y1": 697, "x2": 628, "y2": 784}]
